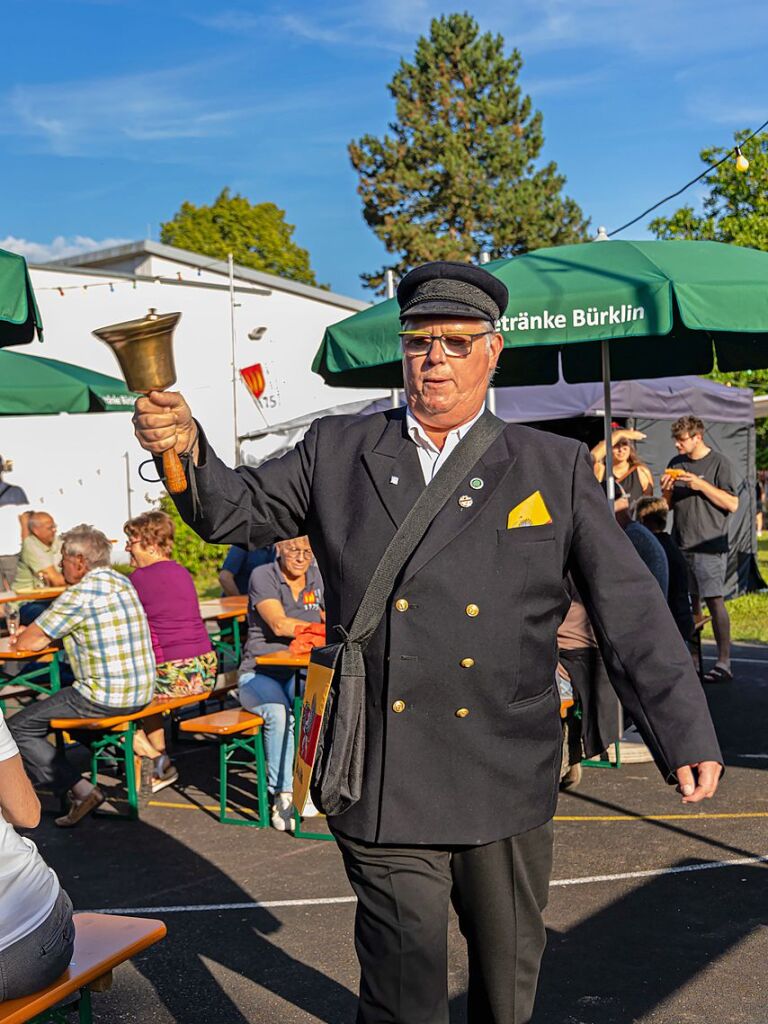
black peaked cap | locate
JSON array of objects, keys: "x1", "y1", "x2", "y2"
[{"x1": 397, "y1": 260, "x2": 508, "y2": 322}]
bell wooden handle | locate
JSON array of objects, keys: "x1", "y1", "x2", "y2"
[{"x1": 162, "y1": 448, "x2": 188, "y2": 494}]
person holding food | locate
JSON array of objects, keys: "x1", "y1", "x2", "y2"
[{"x1": 661, "y1": 416, "x2": 739, "y2": 684}]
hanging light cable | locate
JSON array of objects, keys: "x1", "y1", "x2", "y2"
[{"x1": 608, "y1": 116, "x2": 768, "y2": 237}]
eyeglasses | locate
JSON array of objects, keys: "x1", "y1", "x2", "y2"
[
  {"x1": 398, "y1": 330, "x2": 492, "y2": 359},
  {"x1": 281, "y1": 547, "x2": 312, "y2": 559}
]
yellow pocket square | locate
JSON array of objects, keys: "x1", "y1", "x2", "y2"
[{"x1": 507, "y1": 491, "x2": 553, "y2": 529}]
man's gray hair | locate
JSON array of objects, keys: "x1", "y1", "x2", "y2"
[{"x1": 60, "y1": 524, "x2": 112, "y2": 569}]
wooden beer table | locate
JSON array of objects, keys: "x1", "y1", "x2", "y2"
[
  {"x1": 199, "y1": 596, "x2": 248, "y2": 669},
  {"x1": 0, "y1": 636, "x2": 62, "y2": 701},
  {"x1": 0, "y1": 587, "x2": 66, "y2": 606}
]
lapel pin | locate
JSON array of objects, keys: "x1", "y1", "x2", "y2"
[
  {"x1": 458, "y1": 494, "x2": 474, "y2": 508},
  {"x1": 470, "y1": 477, "x2": 484, "y2": 490},
  {"x1": 390, "y1": 475, "x2": 399, "y2": 485}
]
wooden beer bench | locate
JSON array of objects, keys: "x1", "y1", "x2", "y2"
[
  {"x1": 50, "y1": 693, "x2": 205, "y2": 819},
  {"x1": 0, "y1": 913, "x2": 166, "y2": 1024},
  {"x1": 180, "y1": 709, "x2": 268, "y2": 827}
]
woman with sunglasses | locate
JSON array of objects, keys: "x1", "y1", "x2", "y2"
[
  {"x1": 591, "y1": 428, "x2": 654, "y2": 503},
  {"x1": 237, "y1": 537, "x2": 324, "y2": 831}
]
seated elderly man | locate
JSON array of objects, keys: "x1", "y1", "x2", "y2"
[
  {"x1": 13, "y1": 511, "x2": 65, "y2": 625},
  {"x1": 8, "y1": 524, "x2": 155, "y2": 827}
]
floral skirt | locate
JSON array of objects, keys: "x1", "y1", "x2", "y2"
[{"x1": 155, "y1": 650, "x2": 217, "y2": 698}]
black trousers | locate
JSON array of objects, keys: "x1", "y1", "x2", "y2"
[
  {"x1": 335, "y1": 820, "x2": 554, "y2": 1024},
  {"x1": 8, "y1": 687, "x2": 144, "y2": 795}
]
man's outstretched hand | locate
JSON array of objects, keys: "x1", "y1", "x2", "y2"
[
  {"x1": 133, "y1": 391, "x2": 196, "y2": 456},
  {"x1": 675, "y1": 761, "x2": 722, "y2": 804}
]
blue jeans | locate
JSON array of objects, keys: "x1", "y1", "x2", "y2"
[{"x1": 238, "y1": 670, "x2": 296, "y2": 794}]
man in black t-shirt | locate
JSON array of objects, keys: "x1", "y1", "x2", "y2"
[{"x1": 661, "y1": 416, "x2": 739, "y2": 683}]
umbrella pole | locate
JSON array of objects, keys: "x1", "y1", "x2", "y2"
[
  {"x1": 601, "y1": 341, "x2": 615, "y2": 503},
  {"x1": 386, "y1": 269, "x2": 400, "y2": 408}
]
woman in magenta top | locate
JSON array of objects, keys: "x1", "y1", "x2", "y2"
[{"x1": 125, "y1": 511, "x2": 216, "y2": 793}]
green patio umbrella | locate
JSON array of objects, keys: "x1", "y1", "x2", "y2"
[
  {"x1": 314, "y1": 240, "x2": 768, "y2": 495},
  {"x1": 0, "y1": 350, "x2": 137, "y2": 415},
  {"x1": 314, "y1": 240, "x2": 768, "y2": 389},
  {"x1": 0, "y1": 249, "x2": 43, "y2": 348}
]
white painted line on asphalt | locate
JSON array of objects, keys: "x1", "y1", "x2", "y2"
[
  {"x1": 89, "y1": 896, "x2": 358, "y2": 914},
  {"x1": 88, "y1": 855, "x2": 768, "y2": 915},
  {"x1": 549, "y1": 854, "x2": 768, "y2": 887},
  {"x1": 726, "y1": 658, "x2": 768, "y2": 665}
]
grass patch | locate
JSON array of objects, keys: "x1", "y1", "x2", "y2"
[{"x1": 703, "y1": 535, "x2": 768, "y2": 645}]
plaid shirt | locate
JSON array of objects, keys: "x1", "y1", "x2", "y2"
[{"x1": 37, "y1": 567, "x2": 155, "y2": 708}]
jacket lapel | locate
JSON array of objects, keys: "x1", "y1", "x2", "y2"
[
  {"x1": 361, "y1": 410, "x2": 425, "y2": 529},
  {"x1": 400, "y1": 426, "x2": 518, "y2": 585}
]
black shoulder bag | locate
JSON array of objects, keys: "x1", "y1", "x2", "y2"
[{"x1": 294, "y1": 411, "x2": 506, "y2": 818}]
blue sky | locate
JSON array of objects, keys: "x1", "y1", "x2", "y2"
[{"x1": 1, "y1": 0, "x2": 766, "y2": 298}]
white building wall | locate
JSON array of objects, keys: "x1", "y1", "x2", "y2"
[{"x1": 0, "y1": 262, "x2": 381, "y2": 551}]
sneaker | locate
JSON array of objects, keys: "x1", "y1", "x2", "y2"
[
  {"x1": 55, "y1": 786, "x2": 105, "y2": 828},
  {"x1": 302, "y1": 794, "x2": 321, "y2": 818},
  {"x1": 151, "y1": 764, "x2": 179, "y2": 794},
  {"x1": 270, "y1": 792, "x2": 295, "y2": 832}
]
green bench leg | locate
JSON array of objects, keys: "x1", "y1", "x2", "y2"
[
  {"x1": 582, "y1": 743, "x2": 621, "y2": 769},
  {"x1": 88, "y1": 722, "x2": 139, "y2": 820},
  {"x1": 28, "y1": 984, "x2": 91, "y2": 1024},
  {"x1": 78, "y1": 986, "x2": 93, "y2": 1023},
  {"x1": 218, "y1": 731, "x2": 269, "y2": 828}
]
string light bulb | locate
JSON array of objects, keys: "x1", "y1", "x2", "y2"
[{"x1": 734, "y1": 146, "x2": 749, "y2": 173}]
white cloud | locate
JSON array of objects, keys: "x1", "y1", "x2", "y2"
[
  {"x1": 2, "y1": 61, "x2": 245, "y2": 157},
  {"x1": 0, "y1": 235, "x2": 133, "y2": 263},
  {"x1": 210, "y1": 0, "x2": 768, "y2": 63}
]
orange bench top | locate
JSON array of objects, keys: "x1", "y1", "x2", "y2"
[
  {"x1": 50, "y1": 691, "x2": 206, "y2": 731},
  {"x1": 255, "y1": 652, "x2": 310, "y2": 668},
  {"x1": 180, "y1": 708, "x2": 264, "y2": 736},
  {"x1": 0, "y1": 638, "x2": 58, "y2": 661},
  {"x1": 0, "y1": 913, "x2": 166, "y2": 1024}
]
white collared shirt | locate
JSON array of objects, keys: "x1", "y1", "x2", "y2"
[{"x1": 406, "y1": 405, "x2": 486, "y2": 484}]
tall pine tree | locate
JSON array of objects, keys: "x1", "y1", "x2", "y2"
[{"x1": 349, "y1": 13, "x2": 589, "y2": 291}]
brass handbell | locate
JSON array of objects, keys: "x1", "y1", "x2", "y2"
[{"x1": 93, "y1": 308, "x2": 187, "y2": 494}]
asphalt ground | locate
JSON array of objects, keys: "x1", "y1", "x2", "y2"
[{"x1": 17, "y1": 640, "x2": 768, "y2": 1024}]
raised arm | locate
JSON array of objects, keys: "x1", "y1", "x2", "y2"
[{"x1": 133, "y1": 391, "x2": 317, "y2": 549}]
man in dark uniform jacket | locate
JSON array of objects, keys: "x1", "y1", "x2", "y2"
[{"x1": 133, "y1": 262, "x2": 722, "y2": 1024}]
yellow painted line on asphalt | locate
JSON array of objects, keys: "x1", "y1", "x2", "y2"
[
  {"x1": 554, "y1": 812, "x2": 768, "y2": 821},
  {"x1": 148, "y1": 799, "x2": 257, "y2": 815},
  {"x1": 144, "y1": 800, "x2": 768, "y2": 824}
]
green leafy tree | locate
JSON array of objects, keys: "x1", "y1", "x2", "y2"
[
  {"x1": 349, "y1": 13, "x2": 589, "y2": 291},
  {"x1": 160, "y1": 188, "x2": 320, "y2": 285},
  {"x1": 158, "y1": 494, "x2": 227, "y2": 594},
  {"x1": 651, "y1": 130, "x2": 768, "y2": 465},
  {"x1": 650, "y1": 130, "x2": 768, "y2": 250}
]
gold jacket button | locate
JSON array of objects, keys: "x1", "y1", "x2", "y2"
[
  {"x1": 455, "y1": 707, "x2": 470, "y2": 718},
  {"x1": 465, "y1": 603, "x2": 479, "y2": 617},
  {"x1": 395, "y1": 598, "x2": 409, "y2": 612},
  {"x1": 460, "y1": 658, "x2": 475, "y2": 669},
  {"x1": 392, "y1": 699, "x2": 406, "y2": 713}
]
